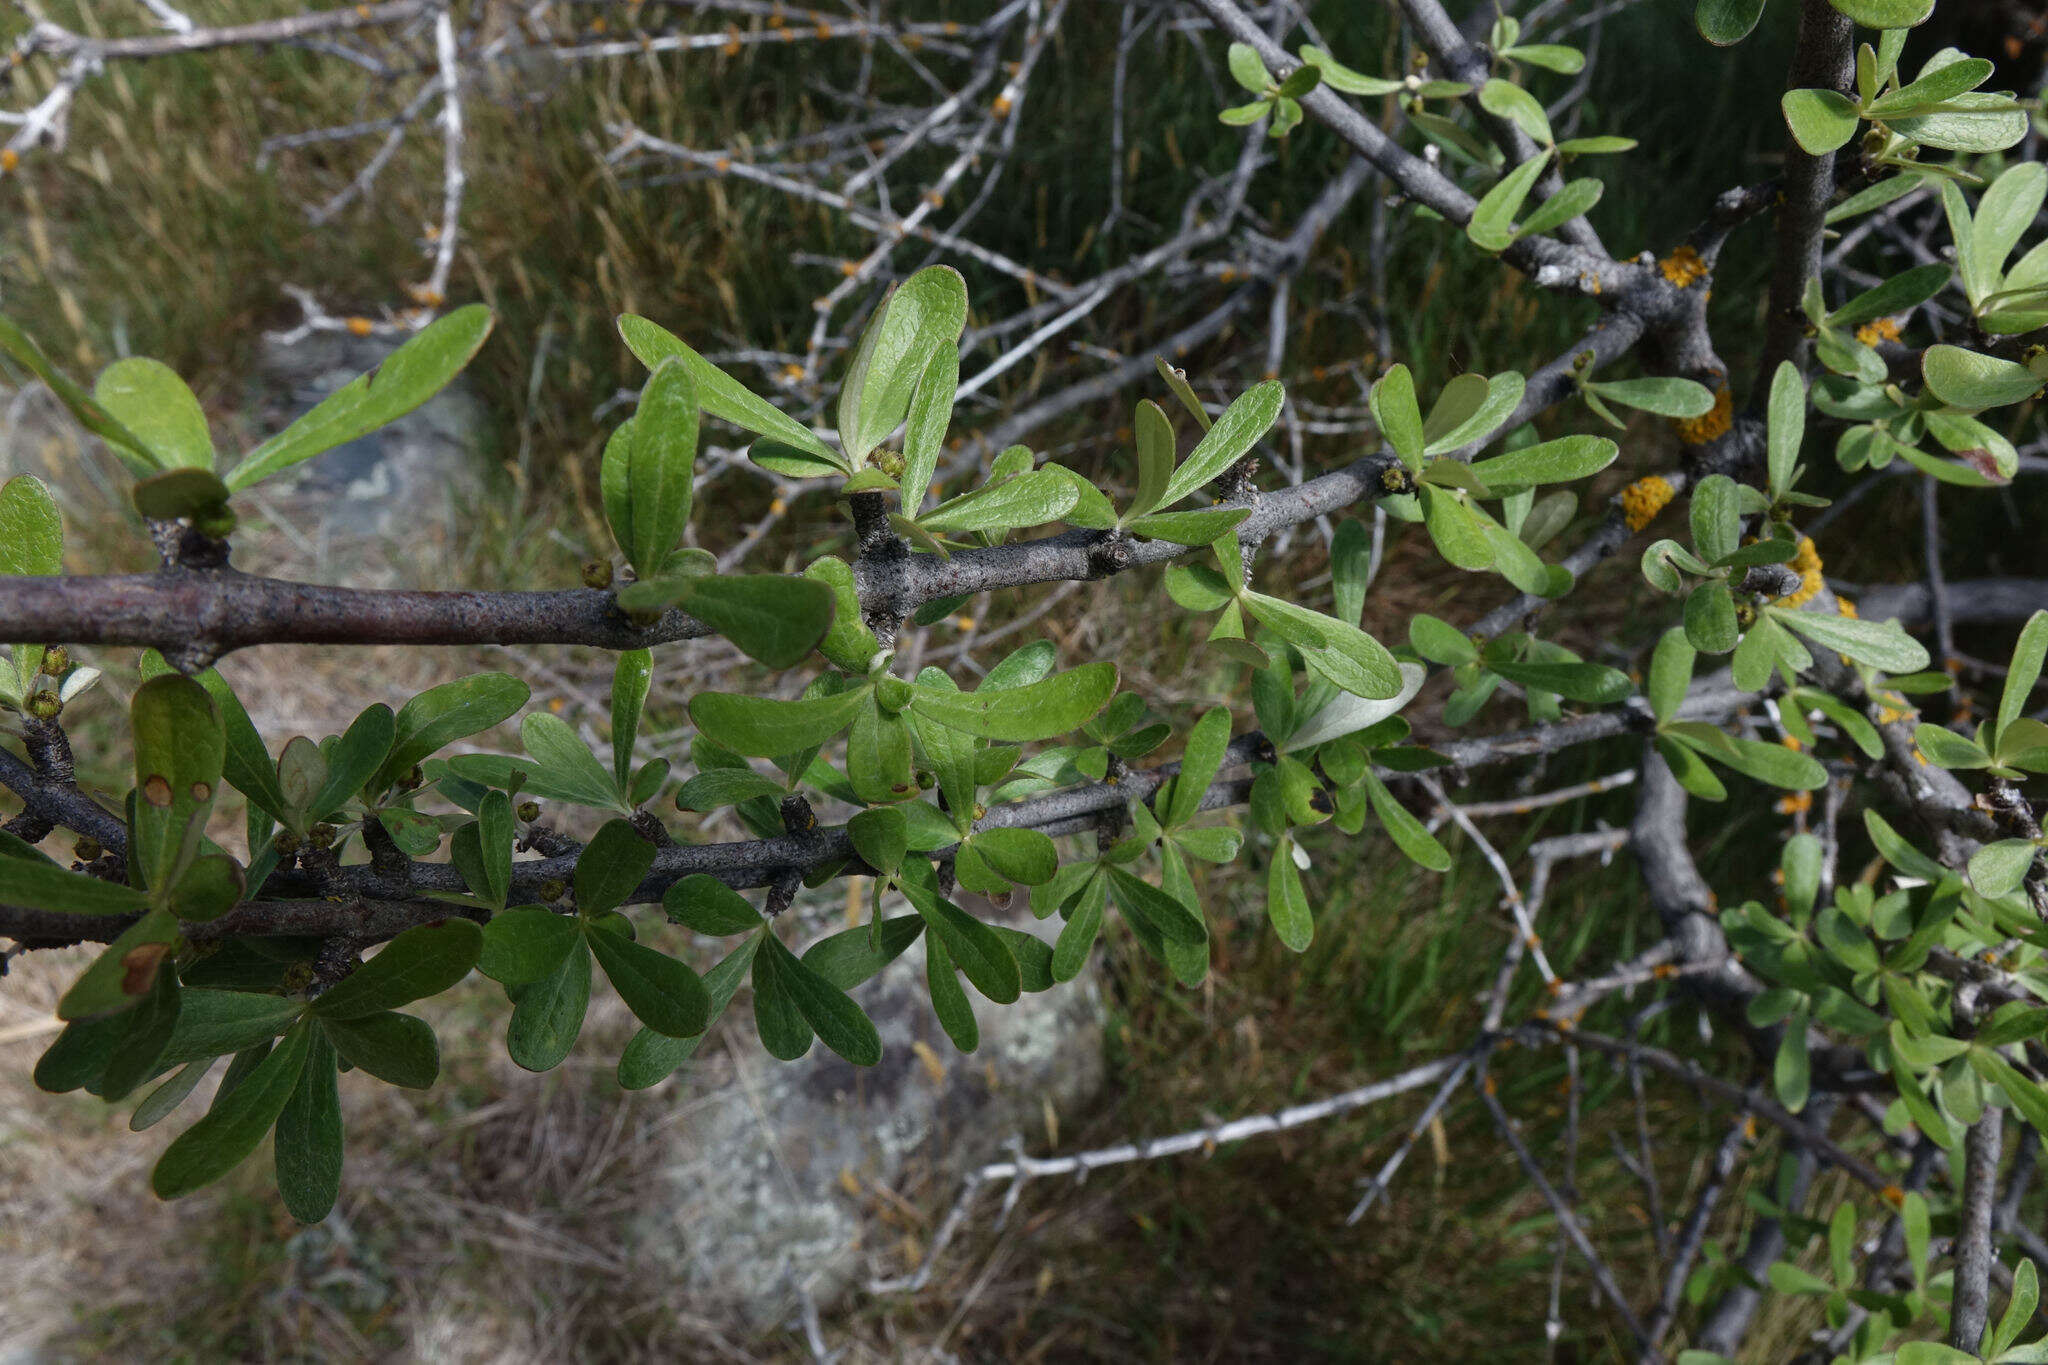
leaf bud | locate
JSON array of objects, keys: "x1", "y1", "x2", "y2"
[
  {"x1": 517, "y1": 800, "x2": 541, "y2": 823},
  {"x1": 273, "y1": 829, "x2": 302, "y2": 855},
  {"x1": 72, "y1": 836, "x2": 100, "y2": 862},
  {"x1": 539, "y1": 878, "x2": 568, "y2": 901},
  {"x1": 916, "y1": 769, "x2": 935, "y2": 790},
  {"x1": 38, "y1": 646, "x2": 69, "y2": 676},
  {"x1": 582, "y1": 559, "x2": 614, "y2": 589},
  {"x1": 26, "y1": 692, "x2": 60, "y2": 719},
  {"x1": 308, "y1": 822, "x2": 339, "y2": 849}
]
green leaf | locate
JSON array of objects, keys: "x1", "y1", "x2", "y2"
[
  {"x1": 749, "y1": 932, "x2": 813, "y2": 1060},
  {"x1": 1227, "y1": 41, "x2": 1270, "y2": 92},
  {"x1": 1868, "y1": 56, "x2": 1993, "y2": 117},
  {"x1": 1824, "y1": 0, "x2": 1933, "y2": 28},
  {"x1": 1467, "y1": 149, "x2": 1553, "y2": 252},
  {"x1": 664, "y1": 875, "x2": 765, "y2": 935},
  {"x1": 1161, "y1": 707, "x2": 1232, "y2": 829},
  {"x1": 909, "y1": 662, "x2": 1117, "y2": 742},
  {"x1": 1369, "y1": 365, "x2": 1425, "y2": 472},
  {"x1": 608, "y1": 651, "x2": 653, "y2": 796},
  {"x1": 0, "y1": 316, "x2": 154, "y2": 474},
  {"x1": 153, "y1": 1019, "x2": 313, "y2": 1200},
  {"x1": 804, "y1": 556, "x2": 881, "y2": 673},
  {"x1": 1125, "y1": 507, "x2": 1252, "y2": 545},
  {"x1": 765, "y1": 932, "x2": 882, "y2": 1065},
  {"x1": 375, "y1": 673, "x2": 530, "y2": 794},
  {"x1": 619, "y1": 939, "x2": 759, "y2": 1087},
  {"x1": 1765, "y1": 361, "x2": 1807, "y2": 498},
  {"x1": 1266, "y1": 840, "x2": 1314, "y2": 951},
  {"x1": 131, "y1": 467, "x2": 230, "y2": 523},
  {"x1": 94, "y1": 357, "x2": 213, "y2": 472},
  {"x1": 925, "y1": 931, "x2": 978, "y2": 1052},
  {"x1": 226, "y1": 307, "x2": 493, "y2": 491},
  {"x1": 312, "y1": 704, "x2": 395, "y2": 822},
  {"x1": 838, "y1": 266, "x2": 968, "y2": 468},
  {"x1": 1774, "y1": 1008, "x2": 1811, "y2": 1111},
  {"x1": 1299, "y1": 45, "x2": 1402, "y2": 94},
  {"x1": 1923, "y1": 344, "x2": 2042, "y2": 411},
  {"x1": 1478, "y1": 78, "x2": 1553, "y2": 145},
  {"x1": 478, "y1": 905, "x2": 579, "y2": 985},
  {"x1": 1126, "y1": 398, "x2": 1177, "y2": 522},
  {"x1": 618, "y1": 314, "x2": 846, "y2": 472},
  {"x1": 588, "y1": 921, "x2": 710, "y2": 1038},
  {"x1": 1689, "y1": 474, "x2": 1741, "y2": 564},
  {"x1": 1157, "y1": 380, "x2": 1285, "y2": 508},
  {"x1": 1969, "y1": 839, "x2": 2038, "y2": 898},
  {"x1": 321, "y1": 1010, "x2": 439, "y2": 1089},
  {"x1": 1489, "y1": 659, "x2": 1633, "y2": 705},
  {"x1": 98, "y1": 966, "x2": 182, "y2": 1103},
  {"x1": 1914, "y1": 722, "x2": 1990, "y2": 770},
  {"x1": 1695, "y1": 0, "x2": 1766, "y2": 44},
  {"x1": 0, "y1": 858, "x2": 149, "y2": 916},
  {"x1": 572, "y1": 819, "x2": 656, "y2": 914},
  {"x1": 972, "y1": 827, "x2": 1058, "y2": 885},
  {"x1": 130, "y1": 673, "x2": 225, "y2": 895},
  {"x1": 1419, "y1": 485, "x2": 1493, "y2": 571},
  {"x1": 1424, "y1": 372, "x2": 1525, "y2": 455},
  {"x1": 506, "y1": 937, "x2": 591, "y2": 1071},
  {"x1": 274, "y1": 1031, "x2": 342, "y2": 1223},
  {"x1": 310, "y1": 919, "x2": 481, "y2": 1019},
  {"x1": 1998, "y1": 612, "x2": 2048, "y2": 753},
  {"x1": 690, "y1": 682, "x2": 870, "y2": 758},
  {"x1": 1781, "y1": 88, "x2": 1860, "y2": 155},
  {"x1": 904, "y1": 873, "x2": 1022, "y2": 1003},
  {"x1": 898, "y1": 344, "x2": 958, "y2": 516},
  {"x1": 802, "y1": 914, "x2": 925, "y2": 989},
  {"x1": 1827, "y1": 264, "x2": 1951, "y2": 330},
  {"x1": 1649, "y1": 628, "x2": 1696, "y2": 724},
  {"x1": 1363, "y1": 772, "x2": 1452, "y2": 871},
  {"x1": 0, "y1": 473, "x2": 63, "y2": 698},
  {"x1": 1106, "y1": 866, "x2": 1207, "y2": 947},
  {"x1": 149, "y1": 990, "x2": 304, "y2": 1072},
  {"x1": 1245, "y1": 594, "x2": 1406, "y2": 700},
  {"x1": 919, "y1": 469, "x2": 1079, "y2": 536},
  {"x1": 1685, "y1": 582, "x2": 1741, "y2": 654},
  {"x1": 1468, "y1": 435, "x2": 1617, "y2": 490},
  {"x1": 672, "y1": 766, "x2": 786, "y2": 812},
  {"x1": 1770, "y1": 607, "x2": 1931, "y2": 673},
  {"x1": 131, "y1": 1060, "x2": 212, "y2": 1132},
  {"x1": 1586, "y1": 377, "x2": 1716, "y2": 419},
  {"x1": 671, "y1": 574, "x2": 835, "y2": 670},
  {"x1": 517, "y1": 711, "x2": 624, "y2": 812}
]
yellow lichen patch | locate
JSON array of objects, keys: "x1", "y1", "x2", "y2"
[
  {"x1": 1659, "y1": 245, "x2": 1708, "y2": 288},
  {"x1": 991, "y1": 93, "x2": 1014, "y2": 118},
  {"x1": 1776, "y1": 790, "x2": 1813, "y2": 816},
  {"x1": 1675, "y1": 383, "x2": 1733, "y2": 445},
  {"x1": 1837, "y1": 596, "x2": 1857, "y2": 619},
  {"x1": 1855, "y1": 316, "x2": 1903, "y2": 346},
  {"x1": 1620, "y1": 476, "x2": 1675, "y2": 532},
  {"x1": 1774, "y1": 536, "x2": 1824, "y2": 608},
  {"x1": 1881, "y1": 1185, "x2": 1905, "y2": 1209},
  {"x1": 0, "y1": 148, "x2": 18, "y2": 174},
  {"x1": 344, "y1": 316, "x2": 374, "y2": 337}
]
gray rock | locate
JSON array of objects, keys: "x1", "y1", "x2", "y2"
[
  {"x1": 639, "y1": 901, "x2": 1106, "y2": 1330},
  {"x1": 254, "y1": 329, "x2": 486, "y2": 549}
]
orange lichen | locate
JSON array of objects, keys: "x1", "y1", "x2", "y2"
[
  {"x1": 1776, "y1": 790, "x2": 1813, "y2": 816},
  {"x1": 344, "y1": 316, "x2": 375, "y2": 337},
  {"x1": 1621, "y1": 476, "x2": 1675, "y2": 532},
  {"x1": 1659, "y1": 245, "x2": 1708, "y2": 288},
  {"x1": 1855, "y1": 317, "x2": 1903, "y2": 346},
  {"x1": 1837, "y1": 596, "x2": 1857, "y2": 619},
  {"x1": 1675, "y1": 383, "x2": 1733, "y2": 444},
  {"x1": 0, "y1": 148, "x2": 18, "y2": 174}
]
